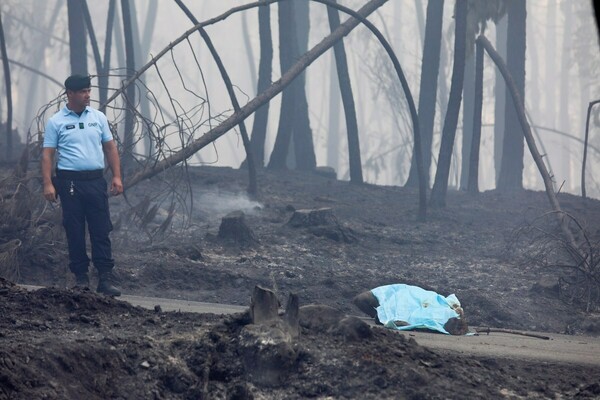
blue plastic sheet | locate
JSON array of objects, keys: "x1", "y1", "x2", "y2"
[{"x1": 371, "y1": 284, "x2": 461, "y2": 334}]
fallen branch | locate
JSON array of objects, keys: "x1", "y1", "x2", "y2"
[
  {"x1": 475, "y1": 327, "x2": 550, "y2": 340},
  {"x1": 124, "y1": 0, "x2": 387, "y2": 189}
]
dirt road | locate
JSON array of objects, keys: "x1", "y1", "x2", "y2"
[
  {"x1": 122, "y1": 291, "x2": 600, "y2": 367},
  {"x1": 396, "y1": 329, "x2": 600, "y2": 366}
]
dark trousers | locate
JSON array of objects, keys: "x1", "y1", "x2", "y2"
[{"x1": 54, "y1": 176, "x2": 114, "y2": 275}]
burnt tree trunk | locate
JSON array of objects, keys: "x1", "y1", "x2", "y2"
[
  {"x1": 497, "y1": 0, "x2": 526, "y2": 191},
  {"x1": 493, "y1": 14, "x2": 507, "y2": 184},
  {"x1": 100, "y1": 0, "x2": 116, "y2": 110},
  {"x1": 268, "y1": 0, "x2": 300, "y2": 169},
  {"x1": 249, "y1": 1, "x2": 273, "y2": 167},
  {"x1": 467, "y1": 39, "x2": 484, "y2": 194},
  {"x1": 81, "y1": 1, "x2": 102, "y2": 80},
  {"x1": 405, "y1": 0, "x2": 444, "y2": 189},
  {"x1": 67, "y1": 0, "x2": 88, "y2": 74},
  {"x1": 327, "y1": 0, "x2": 363, "y2": 183},
  {"x1": 430, "y1": 0, "x2": 468, "y2": 207},
  {"x1": 460, "y1": 51, "x2": 475, "y2": 190},
  {"x1": 292, "y1": 1, "x2": 317, "y2": 171},
  {"x1": 0, "y1": 12, "x2": 13, "y2": 162},
  {"x1": 581, "y1": 100, "x2": 600, "y2": 198}
]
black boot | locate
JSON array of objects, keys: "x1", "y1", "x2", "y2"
[
  {"x1": 97, "y1": 271, "x2": 121, "y2": 297},
  {"x1": 74, "y1": 272, "x2": 89, "y2": 288}
]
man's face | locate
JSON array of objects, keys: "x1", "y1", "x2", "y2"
[{"x1": 67, "y1": 88, "x2": 91, "y2": 109}]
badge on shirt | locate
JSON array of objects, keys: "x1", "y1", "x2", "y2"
[
  {"x1": 66, "y1": 124, "x2": 75, "y2": 130},
  {"x1": 79, "y1": 122, "x2": 84, "y2": 129}
]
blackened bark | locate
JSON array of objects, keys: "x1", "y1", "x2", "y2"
[
  {"x1": 497, "y1": 0, "x2": 526, "y2": 191},
  {"x1": 430, "y1": 0, "x2": 468, "y2": 207},
  {"x1": 81, "y1": 1, "x2": 102, "y2": 78},
  {"x1": 405, "y1": 0, "x2": 444, "y2": 188},
  {"x1": 0, "y1": 12, "x2": 12, "y2": 161},
  {"x1": 581, "y1": 100, "x2": 600, "y2": 198},
  {"x1": 268, "y1": 0, "x2": 300, "y2": 169},
  {"x1": 292, "y1": 1, "x2": 316, "y2": 171},
  {"x1": 493, "y1": 14, "x2": 507, "y2": 184},
  {"x1": 594, "y1": 0, "x2": 600, "y2": 39},
  {"x1": 460, "y1": 52, "x2": 475, "y2": 190},
  {"x1": 67, "y1": 0, "x2": 88, "y2": 74},
  {"x1": 99, "y1": 0, "x2": 116, "y2": 110},
  {"x1": 249, "y1": 1, "x2": 273, "y2": 167},
  {"x1": 467, "y1": 39, "x2": 484, "y2": 194},
  {"x1": 327, "y1": 0, "x2": 363, "y2": 183},
  {"x1": 327, "y1": 59, "x2": 340, "y2": 171}
]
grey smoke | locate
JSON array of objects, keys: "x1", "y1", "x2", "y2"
[{"x1": 194, "y1": 189, "x2": 262, "y2": 221}]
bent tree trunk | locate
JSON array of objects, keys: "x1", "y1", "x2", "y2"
[
  {"x1": 175, "y1": 0, "x2": 257, "y2": 196},
  {"x1": 106, "y1": 0, "x2": 425, "y2": 219},
  {"x1": 314, "y1": 0, "x2": 426, "y2": 219},
  {"x1": 122, "y1": 0, "x2": 388, "y2": 189},
  {"x1": 477, "y1": 35, "x2": 577, "y2": 249}
]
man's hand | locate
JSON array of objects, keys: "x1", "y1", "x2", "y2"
[
  {"x1": 102, "y1": 140, "x2": 123, "y2": 196},
  {"x1": 43, "y1": 182, "x2": 57, "y2": 202},
  {"x1": 41, "y1": 147, "x2": 56, "y2": 202},
  {"x1": 110, "y1": 176, "x2": 123, "y2": 196}
]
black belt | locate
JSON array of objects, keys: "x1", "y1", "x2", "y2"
[{"x1": 55, "y1": 169, "x2": 103, "y2": 180}]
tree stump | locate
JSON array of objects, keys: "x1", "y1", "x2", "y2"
[
  {"x1": 287, "y1": 208, "x2": 356, "y2": 243},
  {"x1": 240, "y1": 286, "x2": 300, "y2": 387},
  {"x1": 314, "y1": 166, "x2": 337, "y2": 180},
  {"x1": 250, "y1": 285, "x2": 280, "y2": 324},
  {"x1": 282, "y1": 293, "x2": 300, "y2": 338},
  {"x1": 287, "y1": 208, "x2": 338, "y2": 227},
  {"x1": 217, "y1": 210, "x2": 258, "y2": 245}
]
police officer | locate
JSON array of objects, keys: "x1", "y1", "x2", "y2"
[{"x1": 41, "y1": 74, "x2": 123, "y2": 296}]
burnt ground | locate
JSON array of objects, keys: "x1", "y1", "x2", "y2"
[{"x1": 2, "y1": 165, "x2": 600, "y2": 399}]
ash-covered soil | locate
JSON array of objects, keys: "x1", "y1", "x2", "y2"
[{"x1": 3, "y1": 165, "x2": 600, "y2": 399}]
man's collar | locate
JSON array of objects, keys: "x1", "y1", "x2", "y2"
[{"x1": 62, "y1": 105, "x2": 90, "y2": 115}]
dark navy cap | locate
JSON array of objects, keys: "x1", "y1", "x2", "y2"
[{"x1": 64, "y1": 74, "x2": 91, "y2": 91}]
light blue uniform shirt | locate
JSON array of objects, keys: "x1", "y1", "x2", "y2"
[
  {"x1": 43, "y1": 105, "x2": 113, "y2": 171},
  {"x1": 371, "y1": 284, "x2": 461, "y2": 334}
]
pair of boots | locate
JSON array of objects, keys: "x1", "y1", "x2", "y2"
[{"x1": 75, "y1": 270, "x2": 121, "y2": 297}]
